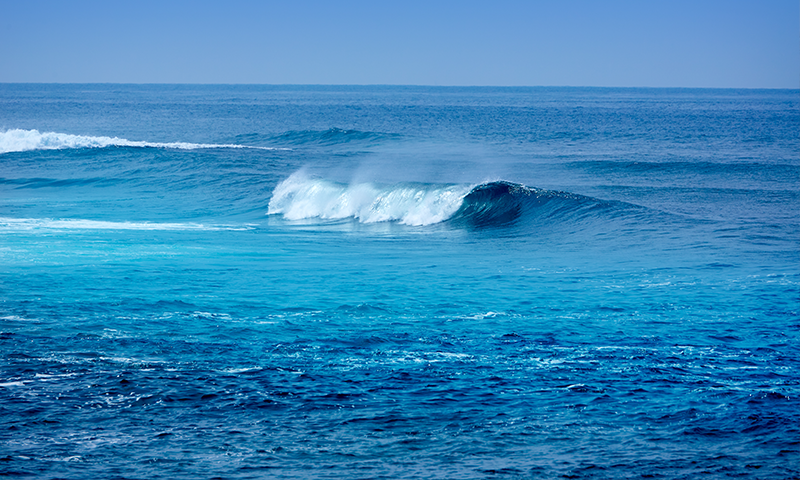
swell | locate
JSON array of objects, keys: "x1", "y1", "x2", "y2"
[
  {"x1": 571, "y1": 159, "x2": 800, "y2": 176},
  {"x1": 265, "y1": 128, "x2": 401, "y2": 146},
  {"x1": 268, "y1": 173, "x2": 636, "y2": 228},
  {"x1": 0, "y1": 177, "x2": 118, "y2": 189},
  {"x1": 0, "y1": 129, "x2": 284, "y2": 154}
]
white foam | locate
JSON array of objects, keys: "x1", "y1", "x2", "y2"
[
  {"x1": 267, "y1": 171, "x2": 471, "y2": 226},
  {"x1": 0, "y1": 129, "x2": 286, "y2": 154},
  {"x1": 0, "y1": 381, "x2": 27, "y2": 387},
  {"x1": 0, "y1": 217, "x2": 255, "y2": 231}
]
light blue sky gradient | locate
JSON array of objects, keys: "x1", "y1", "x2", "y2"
[{"x1": 1, "y1": 0, "x2": 797, "y2": 87}]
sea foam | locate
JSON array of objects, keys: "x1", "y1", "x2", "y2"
[
  {"x1": 0, "y1": 217, "x2": 253, "y2": 231},
  {"x1": 267, "y1": 172, "x2": 471, "y2": 226},
  {"x1": 0, "y1": 129, "x2": 283, "y2": 154}
]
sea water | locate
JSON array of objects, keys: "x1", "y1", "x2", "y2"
[{"x1": 1, "y1": 85, "x2": 798, "y2": 479}]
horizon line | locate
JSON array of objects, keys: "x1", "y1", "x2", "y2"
[{"x1": 1, "y1": 82, "x2": 797, "y2": 91}]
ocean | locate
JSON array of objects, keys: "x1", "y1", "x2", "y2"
[{"x1": 1, "y1": 84, "x2": 798, "y2": 479}]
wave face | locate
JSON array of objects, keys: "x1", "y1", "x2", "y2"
[
  {"x1": 0, "y1": 129, "x2": 281, "y2": 154},
  {"x1": 451, "y1": 181, "x2": 626, "y2": 228},
  {"x1": 267, "y1": 172, "x2": 470, "y2": 226},
  {"x1": 450, "y1": 181, "x2": 534, "y2": 227},
  {"x1": 268, "y1": 174, "x2": 623, "y2": 228}
]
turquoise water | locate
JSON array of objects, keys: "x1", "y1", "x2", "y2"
[{"x1": 1, "y1": 85, "x2": 798, "y2": 479}]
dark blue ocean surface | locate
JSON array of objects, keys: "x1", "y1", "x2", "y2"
[{"x1": 1, "y1": 85, "x2": 798, "y2": 479}]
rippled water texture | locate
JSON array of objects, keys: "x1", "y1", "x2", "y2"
[{"x1": 1, "y1": 85, "x2": 798, "y2": 479}]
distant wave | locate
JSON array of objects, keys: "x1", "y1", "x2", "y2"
[
  {"x1": 0, "y1": 217, "x2": 254, "y2": 231},
  {"x1": 0, "y1": 177, "x2": 114, "y2": 189},
  {"x1": 0, "y1": 129, "x2": 286, "y2": 154},
  {"x1": 267, "y1": 128, "x2": 401, "y2": 146},
  {"x1": 268, "y1": 173, "x2": 625, "y2": 227}
]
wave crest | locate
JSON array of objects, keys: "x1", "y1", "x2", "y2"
[{"x1": 0, "y1": 129, "x2": 283, "y2": 154}]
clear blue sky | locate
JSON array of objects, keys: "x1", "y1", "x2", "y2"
[{"x1": 1, "y1": 0, "x2": 797, "y2": 88}]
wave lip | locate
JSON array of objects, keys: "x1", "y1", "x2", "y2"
[
  {"x1": 0, "y1": 129, "x2": 284, "y2": 154},
  {"x1": 267, "y1": 172, "x2": 469, "y2": 226}
]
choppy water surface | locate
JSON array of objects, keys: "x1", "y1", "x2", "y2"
[{"x1": 1, "y1": 85, "x2": 798, "y2": 479}]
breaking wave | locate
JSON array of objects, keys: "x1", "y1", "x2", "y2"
[
  {"x1": 267, "y1": 172, "x2": 469, "y2": 226},
  {"x1": 0, "y1": 129, "x2": 284, "y2": 154},
  {"x1": 268, "y1": 173, "x2": 626, "y2": 227}
]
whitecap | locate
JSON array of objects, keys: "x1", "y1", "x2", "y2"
[
  {"x1": 267, "y1": 171, "x2": 471, "y2": 226},
  {"x1": 0, "y1": 128, "x2": 287, "y2": 154}
]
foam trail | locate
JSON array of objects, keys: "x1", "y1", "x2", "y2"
[
  {"x1": 0, "y1": 129, "x2": 286, "y2": 154},
  {"x1": 0, "y1": 217, "x2": 254, "y2": 231},
  {"x1": 267, "y1": 172, "x2": 471, "y2": 226}
]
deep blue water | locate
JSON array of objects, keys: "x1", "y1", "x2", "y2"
[{"x1": 1, "y1": 84, "x2": 798, "y2": 479}]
